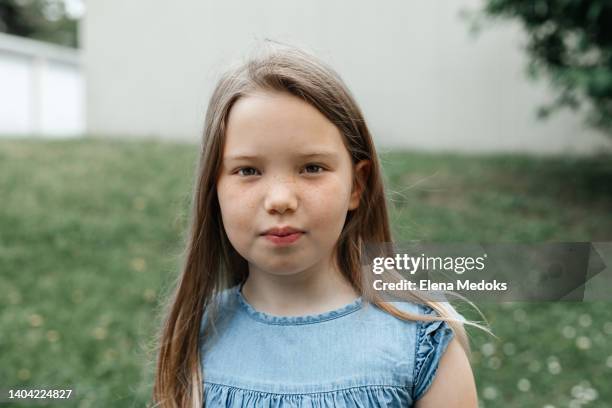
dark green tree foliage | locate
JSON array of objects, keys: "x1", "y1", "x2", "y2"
[
  {"x1": 483, "y1": 0, "x2": 612, "y2": 135},
  {"x1": 0, "y1": 0, "x2": 78, "y2": 48}
]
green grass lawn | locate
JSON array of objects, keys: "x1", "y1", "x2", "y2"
[{"x1": 1, "y1": 138, "x2": 611, "y2": 407}]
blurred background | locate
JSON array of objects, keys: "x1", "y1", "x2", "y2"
[{"x1": 1, "y1": 0, "x2": 611, "y2": 407}]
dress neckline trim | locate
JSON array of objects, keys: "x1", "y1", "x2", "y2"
[{"x1": 234, "y1": 284, "x2": 363, "y2": 326}]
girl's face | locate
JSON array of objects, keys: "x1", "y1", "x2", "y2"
[{"x1": 216, "y1": 90, "x2": 368, "y2": 277}]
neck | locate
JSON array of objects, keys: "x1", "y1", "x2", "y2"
[{"x1": 240, "y1": 256, "x2": 359, "y2": 317}]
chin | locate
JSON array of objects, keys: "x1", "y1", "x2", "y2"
[
  {"x1": 253, "y1": 261, "x2": 306, "y2": 276},
  {"x1": 266, "y1": 266, "x2": 304, "y2": 276}
]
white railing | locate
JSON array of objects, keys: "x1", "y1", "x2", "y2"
[{"x1": 0, "y1": 32, "x2": 84, "y2": 137}]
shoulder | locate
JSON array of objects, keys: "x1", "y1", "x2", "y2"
[
  {"x1": 408, "y1": 302, "x2": 475, "y2": 405},
  {"x1": 414, "y1": 336, "x2": 478, "y2": 407},
  {"x1": 357, "y1": 299, "x2": 470, "y2": 402}
]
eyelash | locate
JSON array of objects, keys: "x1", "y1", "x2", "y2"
[{"x1": 235, "y1": 164, "x2": 325, "y2": 177}]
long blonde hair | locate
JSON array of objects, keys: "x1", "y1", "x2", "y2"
[{"x1": 151, "y1": 41, "x2": 492, "y2": 408}]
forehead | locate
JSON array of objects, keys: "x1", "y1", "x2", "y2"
[{"x1": 222, "y1": 90, "x2": 348, "y2": 159}]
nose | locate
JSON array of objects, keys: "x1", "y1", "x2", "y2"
[{"x1": 264, "y1": 178, "x2": 298, "y2": 214}]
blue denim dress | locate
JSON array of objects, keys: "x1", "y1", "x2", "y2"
[{"x1": 199, "y1": 284, "x2": 460, "y2": 407}]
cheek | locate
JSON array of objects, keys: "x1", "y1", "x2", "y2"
[
  {"x1": 217, "y1": 182, "x2": 258, "y2": 237},
  {"x1": 305, "y1": 178, "x2": 352, "y2": 228}
]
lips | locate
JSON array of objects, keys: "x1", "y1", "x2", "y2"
[
  {"x1": 261, "y1": 226, "x2": 305, "y2": 237},
  {"x1": 264, "y1": 232, "x2": 303, "y2": 245},
  {"x1": 261, "y1": 226, "x2": 305, "y2": 246}
]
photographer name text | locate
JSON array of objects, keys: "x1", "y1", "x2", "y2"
[{"x1": 372, "y1": 279, "x2": 508, "y2": 291}]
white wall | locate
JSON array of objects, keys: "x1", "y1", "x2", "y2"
[
  {"x1": 0, "y1": 33, "x2": 85, "y2": 137},
  {"x1": 83, "y1": 0, "x2": 612, "y2": 155}
]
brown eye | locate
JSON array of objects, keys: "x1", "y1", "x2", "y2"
[
  {"x1": 304, "y1": 164, "x2": 324, "y2": 174},
  {"x1": 237, "y1": 167, "x2": 259, "y2": 176}
]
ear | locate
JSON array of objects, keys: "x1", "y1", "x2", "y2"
[{"x1": 349, "y1": 160, "x2": 370, "y2": 211}]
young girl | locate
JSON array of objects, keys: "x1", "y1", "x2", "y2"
[{"x1": 152, "y1": 42, "x2": 486, "y2": 408}]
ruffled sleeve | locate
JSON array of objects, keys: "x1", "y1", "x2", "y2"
[{"x1": 412, "y1": 304, "x2": 456, "y2": 401}]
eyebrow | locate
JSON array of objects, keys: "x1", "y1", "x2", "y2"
[{"x1": 224, "y1": 152, "x2": 338, "y2": 161}]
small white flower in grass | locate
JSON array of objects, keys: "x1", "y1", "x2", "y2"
[
  {"x1": 568, "y1": 400, "x2": 581, "y2": 408},
  {"x1": 517, "y1": 378, "x2": 530, "y2": 392},
  {"x1": 46, "y1": 330, "x2": 60, "y2": 342},
  {"x1": 562, "y1": 325, "x2": 576, "y2": 339},
  {"x1": 583, "y1": 387, "x2": 598, "y2": 401},
  {"x1": 548, "y1": 361, "x2": 561, "y2": 374},
  {"x1": 482, "y1": 386, "x2": 498, "y2": 400},
  {"x1": 487, "y1": 356, "x2": 501, "y2": 370},
  {"x1": 502, "y1": 342, "x2": 516, "y2": 355},
  {"x1": 547, "y1": 356, "x2": 561, "y2": 374},
  {"x1": 575, "y1": 336, "x2": 591, "y2": 350},
  {"x1": 606, "y1": 355, "x2": 612, "y2": 368},
  {"x1": 585, "y1": 388, "x2": 599, "y2": 401},
  {"x1": 29, "y1": 313, "x2": 43, "y2": 327},
  {"x1": 481, "y1": 342, "x2": 495, "y2": 357},
  {"x1": 578, "y1": 314, "x2": 592, "y2": 327},
  {"x1": 130, "y1": 257, "x2": 147, "y2": 272},
  {"x1": 542, "y1": 405, "x2": 555, "y2": 408},
  {"x1": 603, "y1": 322, "x2": 612, "y2": 335},
  {"x1": 143, "y1": 289, "x2": 156, "y2": 302},
  {"x1": 571, "y1": 384, "x2": 585, "y2": 399},
  {"x1": 92, "y1": 327, "x2": 107, "y2": 340}
]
